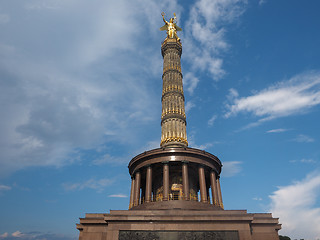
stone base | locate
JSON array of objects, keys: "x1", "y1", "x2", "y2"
[{"x1": 77, "y1": 209, "x2": 281, "y2": 240}]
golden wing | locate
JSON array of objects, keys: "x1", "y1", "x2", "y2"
[
  {"x1": 160, "y1": 24, "x2": 168, "y2": 31},
  {"x1": 175, "y1": 24, "x2": 182, "y2": 31}
]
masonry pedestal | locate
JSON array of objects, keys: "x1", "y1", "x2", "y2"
[{"x1": 77, "y1": 209, "x2": 280, "y2": 240}]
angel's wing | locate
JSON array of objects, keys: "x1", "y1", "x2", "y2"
[
  {"x1": 160, "y1": 24, "x2": 168, "y2": 31},
  {"x1": 175, "y1": 24, "x2": 182, "y2": 31}
]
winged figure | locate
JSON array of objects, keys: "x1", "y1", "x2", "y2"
[{"x1": 160, "y1": 12, "x2": 182, "y2": 41}]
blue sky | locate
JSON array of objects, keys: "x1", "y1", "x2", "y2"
[{"x1": 1, "y1": 0, "x2": 320, "y2": 239}]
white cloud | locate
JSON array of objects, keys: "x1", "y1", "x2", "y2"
[
  {"x1": 292, "y1": 134, "x2": 315, "y2": 143},
  {"x1": 25, "y1": 2, "x2": 61, "y2": 10},
  {"x1": 63, "y1": 178, "x2": 114, "y2": 193},
  {"x1": 227, "y1": 88, "x2": 239, "y2": 101},
  {"x1": 259, "y1": 0, "x2": 266, "y2": 5},
  {"x1": 191, "y1": 142, "x2": 214, "y2": 150},
  {"x1": 183, "y1": 72, "x2": 199, "y2": 95},
  {"x1": 225, "y1": 71, "x2": 320, "y2": 121},
  {"x1": 253, "y1": 197, "x2": 262, "y2": 201},
  {"x1": 300, "y1": 159, "x2": 317, "y2": 164},
  {"x1": 208, "y1": 115, "x2": 217, "y2": 126},
  {"x1": 109, "y1": 194, "x2": 127, "y2": 198},
  {"x1": 0, "y1": 0, "x2": 248, "y2": 176},
  {"x1": 269, "y1": 172, "x2": 320, "y2": 240},
  {"x1": 0, "y1": 185, "x2": 11, "y2": 191},
  {"x1": 185, "y1": 101, "x2": 195, "y2": 113},
  {"x1": 290, "y1": 159, "x2": 317, "y2": 164},
  {"x1": 0, "y1": 0, "x2": 182, "y2": 176},
  {"x1": 0, "y1": 233, "x2": 8, "y2": 238},
  {"x1": 2, "y1": 231, "x2": 76, "y2": 240},
  {"x1": 187, "y1": 131, "x2": 220, "y2": 150},
  {"x1": 221, "y1": 161, "x2": 242, "y2": 177},
  {"x1": 12, "y1": 231, "x2": 24, "y2": 238},
  {"x1": 266, "y1": 128, "x2": 288, "y2": 133},
  {"x1": 183, "y1": 0, "x2": 247, "y2": 81}
]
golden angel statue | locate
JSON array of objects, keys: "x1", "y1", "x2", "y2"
[{"x1": 160, "y1": 12, "x2": 182, "y2": 41}]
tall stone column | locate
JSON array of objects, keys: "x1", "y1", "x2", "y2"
[
  {"x1": 163, "y1": 162, "x2": 169, "y2": 201},
  {"x1": 182, "y1": 161, "x2": 189, "y2": 200},
  {"x1": 145, "y1": 165, "x2": 152, "y2": 203},
  {"x1": 217, "y1": 177, "x2": 224, "y2": 209},
  {"x1": 160, "y1": 39, "x2": 188, "y2": 148},
  {"x1": 198, "y1": 165, "x2": 207, "y2": 203},
  {"x1": 210, "y1": 171, "x2": 219, "y2": 206},
  {"x1": 129, "y1": 177, "x2": 135, "y2": 209},
  {"x1": 133, "y1": 171, "x2": 141, "y2": 206},
  {"x1": 207, "y1": 186, "x2": 211, "y2": 204}
]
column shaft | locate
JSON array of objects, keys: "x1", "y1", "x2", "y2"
[
  {"x1": 198, "y1": 165, "x2": 207, "y2": 203},
  {"x1": 133, "y1": 171, "x2": 141, "y2": 206},
  {"x1": 129, "y1": 177, "x2": 135, "y2": 209},
  {"x1": 145, "y1": 166, "x2": 152, "y2": 203},
  {"x1": 210, "y1": 171, "x2": 219, "y2": 206},
  {"x1": 182, "y1": 162, "x2": 189, "y2": 200},
  {"x1": 217, "y1": 177, "x2": 224, "y2": 209},
  {"x1": 163, "y1": 163, "x2": 169, "y2": 201}
]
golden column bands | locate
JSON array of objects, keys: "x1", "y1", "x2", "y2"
[{"x1": 160, "y1": 38, "x2": 188, "y2": 148}]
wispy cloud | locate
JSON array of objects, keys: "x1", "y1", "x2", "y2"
[
  {"x1": 290, "y1": 159, "x2": 317, "y2": 164},
  {"x1": 225, "y1": 71, "x2": 320, "y2": 126},
  {"x1": 208, "y1": 115, "x2": 217, "y2": 126},
  {"x1": 185, "y1": 101, "x2": 195, "y2": 113},
  {"x1": 266, "y1": 128, "x2": 288, "y2": 133},
  {"x1": 11, "y1": 231, "x2": 24, "y2": 238},
  {"x1": 0, "y1": 0, "x2": 250, "y2": 177},
  {"x1": 63, "y1": 178, "x2": 114, "y2": 193},
  {"x1": 253, "y1": 197, "x2": 263, "y2": 201},
  {"x1": 259, "y1": 0, "x2": 266, "y2": 6},
  {"x1": 291, "y1": 134, "x2": 315, "y2": 143},
  {"x1": 187, "y1": 131, "x2": 220, "y2": 150},
  {"x1": 0, "y1": 185, "x2": 11, "y2": 191},
  {"x1": 183, "y1": 72, "x2": 200, "y2": 95},
  {"x1": 0, "y1": 232, "x2": 8, "y2": 238},
  {"x1": 269, "y1": 172, "x2": 320, "y2": 240},
  {"x1": 221, "y1": 161, "x2": 242, "y2": 177},
  {"x1": 109, "y1": 194, "x2": 127, "y2": 198},
  {"x1": 0, "y1": 231, "x2": 76, "y2": 240},
  {"x1": 183, "y1": 0, "x2": 247, "y2": 81},
  {"x1": 190, "y1": 142, "x2": 214, "y2": 150},
  {"x1": 0, "y1": 0, "x2": 181, "y2": 176}
]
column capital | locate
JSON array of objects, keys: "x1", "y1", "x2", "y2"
[
  {"x1": 210, "y1": 169, "x2": 218, "y2": 175},
  {"x1": 199, "y1": 163, "x2": 206, "y2": 168}
]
